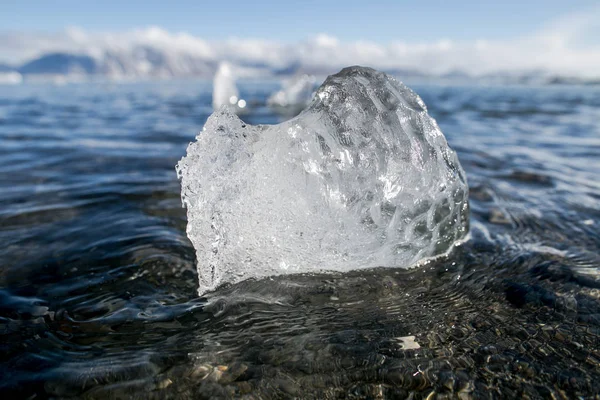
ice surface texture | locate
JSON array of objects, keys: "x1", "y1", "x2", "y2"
[{"x1": 178, "y1": 66, "x2": 469, "y2": 295}]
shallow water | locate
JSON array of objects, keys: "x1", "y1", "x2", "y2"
[{"x1": 1, "y1": 80, "x2": 599, "y2": 399}]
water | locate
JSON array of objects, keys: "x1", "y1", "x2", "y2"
[{"x1": 1, "y1": 79, "x2": 599, "y2": 399}]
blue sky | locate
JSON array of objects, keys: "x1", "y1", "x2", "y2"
[{"x1": 2, "y1": 0, "x2": 598, "y2": 42}]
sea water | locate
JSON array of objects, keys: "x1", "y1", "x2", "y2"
[{"x1": 0, "y1": 79, "x2": 599, "y2": 398}]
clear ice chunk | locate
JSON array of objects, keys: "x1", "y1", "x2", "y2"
[{"x1": 177, "y1": 66, "x2": 469, "y2": 295}]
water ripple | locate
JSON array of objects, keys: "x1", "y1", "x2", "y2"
[{"x1": 0, "y1": 81, "x2": 599, "y2": 398}]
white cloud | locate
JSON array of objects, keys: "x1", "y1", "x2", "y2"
[{"x1": 1, "y1": 7, "x2": 599, "y2": 78}]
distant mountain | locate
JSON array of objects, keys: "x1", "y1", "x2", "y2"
[
  {"x1": 0, "y1": 63, "x2": 15, "y2": 72},
  {"x1": 1, "y1": 25, "x2": 599, "y2": 84},
  {"x1": 15, "y1": 49, "x2": 218, "y2": 79},
  {"x1": 18, "y1": 53, "x2": 97, "y2": 75},
  {"x1": 96, "y1": 47, "x2": 216, "y2": 78},
  {"x1": 9, "y1": 48, "x2": 599, "y2": 86}
]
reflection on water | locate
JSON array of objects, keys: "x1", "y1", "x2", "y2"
[{"x1": 0, "y1": 80, "x2": 599, "y2": 398}]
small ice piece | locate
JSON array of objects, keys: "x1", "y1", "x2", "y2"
[
  {"x1": 212, "y1": 62, "x2": 243, "y2": 111},
  {"x1": 0, "y1": 72, "x2": 23, "y2": 85},
  {"x1": 267, "y1": 74, "x2": 317, "y2": 115},
  {"x1": 397, "y1": 336, "x2": 420, "y2": 350},
  {"x1": 177, "y1": 66, "x2": 469, "y2": 295}
]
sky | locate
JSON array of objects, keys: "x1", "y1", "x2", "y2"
[
  {"x1": 2, "y1": 0, "x2": 599, "y2": 42},
  {"x1": 1, "y1": 1, "x2": 599, "y2": 77}
]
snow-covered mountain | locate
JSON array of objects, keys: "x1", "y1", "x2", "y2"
[
  {"x1": 0, "y1": 23, "x2": 599, "y2": 84},
  {"x1": 5, "y1": 51, "x2": 596, "y2": 85},
  {"x1": 13, "y1": 50, "x2": 217, "y2": 80}
]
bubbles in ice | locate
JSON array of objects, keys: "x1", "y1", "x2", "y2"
[
  {"x1": 267, "y1": 74, "x2": 317, "y2": 115},
  {"x1": 212, "y1": 62, "x2": 246, "y2": 111},
  {"x1": 178, "y1": 66, "x2": 469, "y2": 295}
]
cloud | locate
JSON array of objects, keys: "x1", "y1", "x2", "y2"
[{"x1": 1, "y1": 7, "x2": 599, "y2": 78}]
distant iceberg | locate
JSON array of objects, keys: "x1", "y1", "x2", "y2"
[
  {"x1": 0, "y1": 72, "x2": 22, "y2": 85},
  {"x1": 212, "y1": 62, "x2": 246, "y2": 111},
  {"x1": 267, "y1": 74, "x2": 317, "y2": 115}
]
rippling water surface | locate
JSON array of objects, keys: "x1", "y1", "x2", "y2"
[{"x1": 1, "y1": 80, "x2": 599, "y2": 399}]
